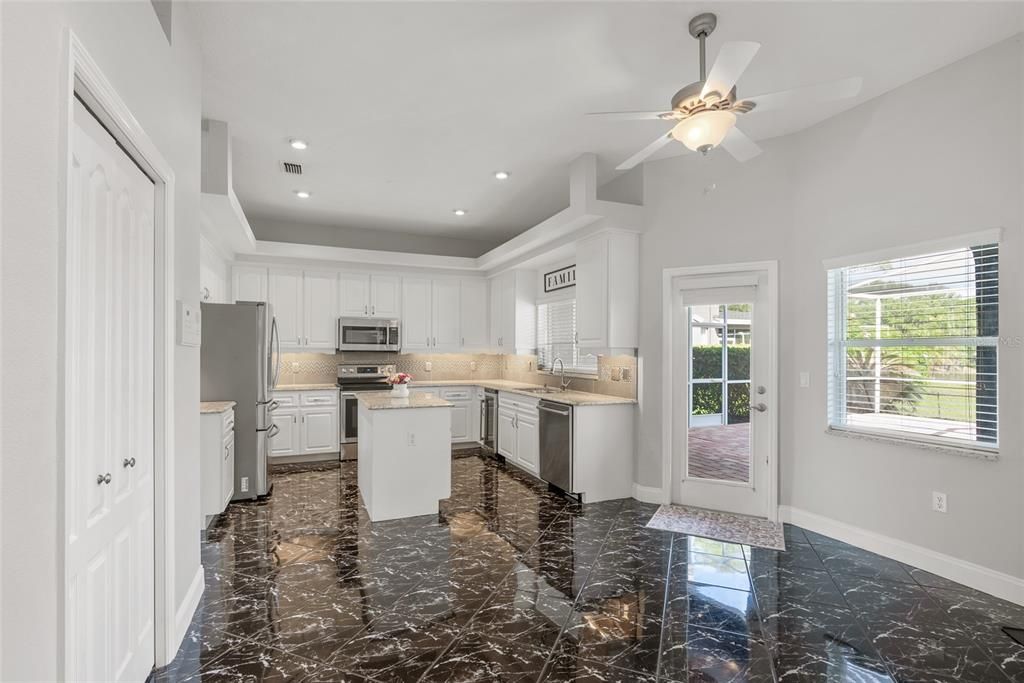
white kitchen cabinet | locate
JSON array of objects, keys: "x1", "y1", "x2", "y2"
[
  {"x1": 450, "y1": 403, "x2": 471, "y2": 441},
  {"x1": 401, "y1": 277, "x2": 432, "y2": 351},
  {"x1": 304, "y1": 270, "x2": 338, "y2": 349},
  {"x1": 515, "y1": 409, "x2": 539, "y2": 474},
  {"x1": 575, "y1": 231, "x2": 639, "y2": 350},
  {"x1": 497, "y1": 392, "x2": 540, "y2": 474},
  {"x1": 497, "y1": 407, "x2": 516, "y2": 458},
  {"x1": 460, "y1": 279, "x2": 489, "y2": 350},
  {"x1": 432, "y1": 280, "x2": 461, "y2": 350},
  {"x1": 269, "y1": 268, "x2": 304, "y2": 347},
  {"x1": 269, "y1": 410, "x2": 300, "y2": 457},
  {"x1": 489, "y1": 270, "x2": 536, "y2": 353},
  {"x1": 200, "y1": 406, "x2": 235, "y2": 527},
  {"x1": 440, "y1": 387, "x2": 477, "y2": 443},
  {"x1": 340, "y1": 273, "x2": 401, "y2": 318},
  {"x1": 301, "y1": 409, "x2": 338, "y2": 454},
  {"x1": 233, "y1": 265, "x2": 268, "y2": 303}
]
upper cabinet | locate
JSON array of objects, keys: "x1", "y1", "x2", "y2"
[
  {"x1": 400, "y1": 277, "x2": 488, "y2": 352},
  {"x1": 576, "y1": 231, "x2": 639, "y2": 350},
  {"x1": 340, "y1": 273, "x2": 401, "y2": 318},
  {"x1": 232, "y1": 265, "x2": 268, "y2": 303},
  {"x1": 266, "y1": 268, "x2": 339, "y2": 350},
  {"x1": 401, "y1": 277, "x2": 432, "y2": 351},
  {"x1": 489, "y1": 270, "x2": 536, "y2": 353},
  {"x1": 459, "y1": 279, "x2": 489, "y2": 350}
]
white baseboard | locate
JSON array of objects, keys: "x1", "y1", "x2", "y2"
[
  {"x1": 632, "y1": 483, "x2": 664, "y2": 504},
  {"x1": 780, "y1": 505, "x2": 1024, "y2": 606},
  {"x1": 172, "y1": 566, "x2": 205, "y2": 655}
]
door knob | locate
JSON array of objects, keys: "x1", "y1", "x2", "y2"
[
  {"x1": 96, "y1": 473, "x2": 112, "y2": 485},
  {"x1": 751, "y1": 402, "x2": 768, "y2": 413},
  {"x1": 123, "y1": 457, "x2": 136, "y2": 468}
]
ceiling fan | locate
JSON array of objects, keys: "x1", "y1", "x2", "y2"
[{"x1": 589, "y1": 13, "x2": 863, "y2": 170}]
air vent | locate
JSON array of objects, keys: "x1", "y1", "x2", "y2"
[{"x1": 281, "y1": 161, "x2": 303, "y2": 175}]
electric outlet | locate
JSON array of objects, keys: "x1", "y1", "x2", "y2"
[
  {"x1": 291, "y1": 361, "x2": 299, "y2": 373},
  {"x1": 240, "y1": 477, "x2": 249, "y2": 493},
  {"x1": 424, "y1": 361, "x2": 432, "y2": 372},
  {"x1": 621, "y1": 367, "x2": 632, "y2": 382},
  {"x1": 470, "y1": 360, "x2": 477, "y2": 371},
  {"x1": 407, "y1": 432, "x2": 416, "y2": 446},
  {"x1": 799, "y1": 371, "x2": 810, "y2": 388},
  {"x1": 932, "y1": 491, "x2": 948, "y2": 513}
]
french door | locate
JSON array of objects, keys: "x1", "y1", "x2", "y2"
[
  {"x1": 65, "y1": 96, "x2": 156, "y2": 682},
  {"x1": 673, "y1": 276, "x2": 772, "y2": 518}
]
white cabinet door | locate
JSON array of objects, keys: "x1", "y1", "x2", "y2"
[
  {"x1": 497, "y1": 408, "x2": 517, "y2": 458},
  {"x1": 516, "y1": 410, "x2": 540, "y2": 474},
  {"x1": 269, "y1": 268, "x2": 304, "y2": 347},
  {"x1": 304, "y1": 271, "x2": 338, "y2": 349},
  {"x1": 370, "y1": 274, "x2": 401, "y2": 318},
  {"x1": 270, "y1": 411, "x2": 300, "y2": 456},
  {"x1": 460, "y1": 279, "x2": 489, "y2": 349},
  {"x1": 432, "y1": 280, "x2": 461, "y2": 350},
  {"x1": 489, "y1": 274, "x2": 504, "y2": 349},
  {"x1": 301, "y1": 409, "x2": 338, "y2": 453},
  {"x1": 339, "y1": 272, "x2": 371, "y2": 317},
  {"x1": 233, "y1": 265, "x2": 268, "y2": 303},
  {"x1": 221, "y1": 438, "x2": 235, "y2": 507},
  {"x1": 401, "y1": 278, "x2": 432, "y2": 351},
  {"x1": 575, "y1": 236, "x2": 608, "y2": 347},
  {"x1": 450, "y1": 401, "x2": 471, "y2": 442}
]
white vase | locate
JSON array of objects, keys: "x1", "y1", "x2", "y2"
[{"x1": 390, "y1": 383, "x2": 410, "y2": 397}]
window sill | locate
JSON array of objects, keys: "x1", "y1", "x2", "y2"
[{"x1": 826, "y1": 426, "x2": 999, "y2": 461}]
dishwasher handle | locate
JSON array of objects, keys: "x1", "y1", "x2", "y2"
[{"x1": 538, "y1": 401, "x2": 571, "y2": 416}]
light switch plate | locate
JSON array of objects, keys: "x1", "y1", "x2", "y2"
[
  {"x1": 425, "y1": 361, "x2": 432, "y2": 372},
  {"x1": 799, "y1": 371, "x2": 810, "y2": 388},
  {"x1": 176, "y1": 300, "x2": 201, "y2": 347}
]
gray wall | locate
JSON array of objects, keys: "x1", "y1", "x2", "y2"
[
  {"x1": 637, "y1": 37, "x2": 1023, "y2": 578},
  {"x1": 1, "y1": 1, "x2": 203, "y2": 678},
  {"x1": 250, "y1": 216, "x2": 498, "y2": 258}
]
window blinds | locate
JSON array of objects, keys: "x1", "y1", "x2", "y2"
[
  {"x1": 537, "y1": 299, "x2": 598, "y2": 375},
  {"x1": 827, "y1": 242, "x2": 998, "y2": 449}
]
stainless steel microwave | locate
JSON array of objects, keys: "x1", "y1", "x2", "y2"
[{"x1": 337, "y1": 317, "x2": 401, "y2": 352}]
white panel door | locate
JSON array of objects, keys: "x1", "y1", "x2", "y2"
[
  {"x1": 450, "y1": 402, "x2": 471, "y2": 441},
  {"x1": 301, "y1": 409, "x2": 338, "y2": 453},
  {"x1": 304, "y1": 270, "x2": 338, "y2": 349},
  {"x1": 460, "y1": 279, "x2": 489, "y2": 349},
  {"x1": 497, "y1": 408, "x2": 517, "y2": 458},
  {"x1": 401, "y1": 278, "x2": 432, "y2": 351},
  {"x1": 576, "y1": 236, "x2": 609, "y2": 347},
  {"x1": 269, "y1": 268, "x2": 304, "y2": 347},
  {"x1": 66, "y1": 97, "x2": 155, "y2": 683},
  {"x1": 269, "y1": 411, "x2": 300, "y2": 456},
  {"x1": 489, "y1": 275, "x2": 504, "y2": 349},
  {"x1": 516, "y1": 410, "x2": 540, "y2": 474},
  {"x1": 339, "y1": 272, "x2": 371, "y2": 317},
  {"x1": 432, "y1": 280, "x2": 461, "y2": 350},
  {"x1": 232, "y1": 265, "x2": 268, "y2": 303},
  {"x1": 370, "y1": 274, "x2": 401, "y2": 318}
]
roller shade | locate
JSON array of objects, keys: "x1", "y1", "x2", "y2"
[
  {"x1": 537, "y1": 299, "x2": 598, "y2": 375},
  {"x1": 827, "y1": 241, "x2": 998, "y2": 450}
]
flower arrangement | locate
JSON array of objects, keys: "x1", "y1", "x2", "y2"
[{"x1": 386, "y1": 372, "x2": 412, "y2": 386}]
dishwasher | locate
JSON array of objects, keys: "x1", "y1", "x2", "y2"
[{"x1": 538, "y1": 400, "x2": 573, "y2": 493}]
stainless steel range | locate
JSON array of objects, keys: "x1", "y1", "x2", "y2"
[{"x1": 338, "y1": 362, "x2": 395, "y2": 460}]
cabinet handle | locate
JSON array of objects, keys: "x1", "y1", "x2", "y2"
[
  {"x1": 96, "y1": 473, "x2": 112, "y2": 485},
  {"x1": 372, "y1": 305, "x2": 375, "y2": 315},
  {"x1": 433, "y1": 336, "x2": 436, "y2": 347},
  {"x1": 461, "y1": 337, "x2": 464, "y2": 347},
  {"x1": 364, "y1": 305, "x2": 368, "y2": 315},
  {"x1": 122, "y1": 457, "x2": 136, "y2": 469}
]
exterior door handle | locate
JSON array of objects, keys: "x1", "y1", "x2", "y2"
[
  {"x1": 751, "y1": 403, "x2": 768, "y2": 413},
  {"x1": 122, "y1": 457, "x2": 136, "y2": 468},
  {"x1": 96, "y1": 473, "x2": 112, "y2": 485}
]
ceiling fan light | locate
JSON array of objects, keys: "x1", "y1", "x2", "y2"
[{"x1": 670, "y1": 110, "x2": 736, "y2": 154}]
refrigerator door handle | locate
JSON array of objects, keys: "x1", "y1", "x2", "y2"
[
  {"x1": 270, "y1": 316, "x2": 281, "y2": 388},
  {"x1": 266, "y1": 423, "x2": 280, "y2": 439}
]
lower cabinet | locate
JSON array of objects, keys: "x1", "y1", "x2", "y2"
[
  {"x1": 270, "y1": 390, "x2": 339, "y2": 458},
  {"x1": 440, "y1": 387, "x2": 478, "y2": 443},
  {"x1": 497, "y1": 392, "x2": 540, "y2": 475},
  {"x1": 200, "y1": 406, "x2": 235, "y2": 527}
]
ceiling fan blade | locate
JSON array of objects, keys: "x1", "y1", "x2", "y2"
[
  {"x1": 615, "y1": 131, "x2": 675, "y2": 170},
  {"x1": 720, "y1": 126, "x2": 762, "y2": 163},
  {"x1": 586, "y1": 110, "x2": 672, "y2": 121},
  {"x1": 739, "y1": 76, "x2": 863, "y2": 113},
  {"x1": 701, "y1": 41, "x2": 761, "y2": 100}
]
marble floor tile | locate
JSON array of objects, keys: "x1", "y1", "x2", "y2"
[{"x1": 154, "y1": 454, "x2": 1022, "y2": 682}]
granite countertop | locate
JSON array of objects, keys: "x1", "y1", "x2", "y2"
[
  {"x1": 200, "y1": 400, "x2": 236, "y2": 414},
  {"x1": 274, "y1": 383, "x2": 338, "y2": 391},
  {"x1": 408, "y1": 379, "x2": 637, "y2": 407},
  {"x1": 357, "y1": 391, "x2": 453, "y2": 410}
]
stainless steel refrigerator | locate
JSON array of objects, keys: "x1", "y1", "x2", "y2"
[{"x1": 200, "y1": 301, "x2": 280, "y2": 499}]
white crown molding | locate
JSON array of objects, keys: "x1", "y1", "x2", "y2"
[{"x1": 780, "y1": 505, "x2": 1024, "y2": 606}]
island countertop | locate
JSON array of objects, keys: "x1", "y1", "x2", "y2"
[
  {"x1": 200, "y1": 400, "x2": 236, "y2": 414},
  {"x1": 357, "y1": 391, "x2": 453, "y2": 410}
]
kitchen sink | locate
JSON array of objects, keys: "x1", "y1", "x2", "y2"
[{"x1": 523, "y1": 387, "x2": 561, "y2": 394}]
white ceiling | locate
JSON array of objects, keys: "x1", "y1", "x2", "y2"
[{"x1": 196, "y1": 2, "x2": 1022, "y2": 254}]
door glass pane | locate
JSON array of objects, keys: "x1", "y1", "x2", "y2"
[{"x1": 687, "y1": 302, "x2": 753, "y2": 484}]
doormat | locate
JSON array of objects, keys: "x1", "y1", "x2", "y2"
[{"x1": 646, "y1": 505, "x2": 785, "y2": 551}]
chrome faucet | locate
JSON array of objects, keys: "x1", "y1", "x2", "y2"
[{"x1": 553, "y1": 358, "x2": 572, "y2": 392}]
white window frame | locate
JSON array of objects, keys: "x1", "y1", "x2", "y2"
[
  {"x1": 536, "y1": 294, "x2": 598, "y2": 377},
  {"x1": 824, "y1": 229, "x2": 1002, "y2": 456}
]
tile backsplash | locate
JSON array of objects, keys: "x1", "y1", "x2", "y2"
[{"x1": 277, "y1": 351, "x2": 637, "y2": 399}]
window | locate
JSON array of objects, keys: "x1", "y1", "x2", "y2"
[
  {"x1": 827, "y1": 240, "x2": 998, "y2": 450},
  {"x1": 536, "y1": 298, "x2": 598, "y2": 375}
]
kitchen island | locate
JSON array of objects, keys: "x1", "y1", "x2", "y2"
[{"x1": 357, "y1": 391, "x2": 453, "y2": 521}]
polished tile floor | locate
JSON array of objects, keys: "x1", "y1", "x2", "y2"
[{"x1": 152, "y1": 455, "x2": 1024, "y2": 682}]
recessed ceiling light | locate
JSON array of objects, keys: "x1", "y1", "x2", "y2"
[
  {"x1": 494, "y1": 171, "x2": 510, "y2": 180},
  {"x1": 294, "y1": 190, "x2": 311, "y2": 199},
  {"x1": 453, "y1": 209, "x2": 467, "y2": 216},
  {"x1": 289, "y1": 139, "x2": 308, "y2": 150}
]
